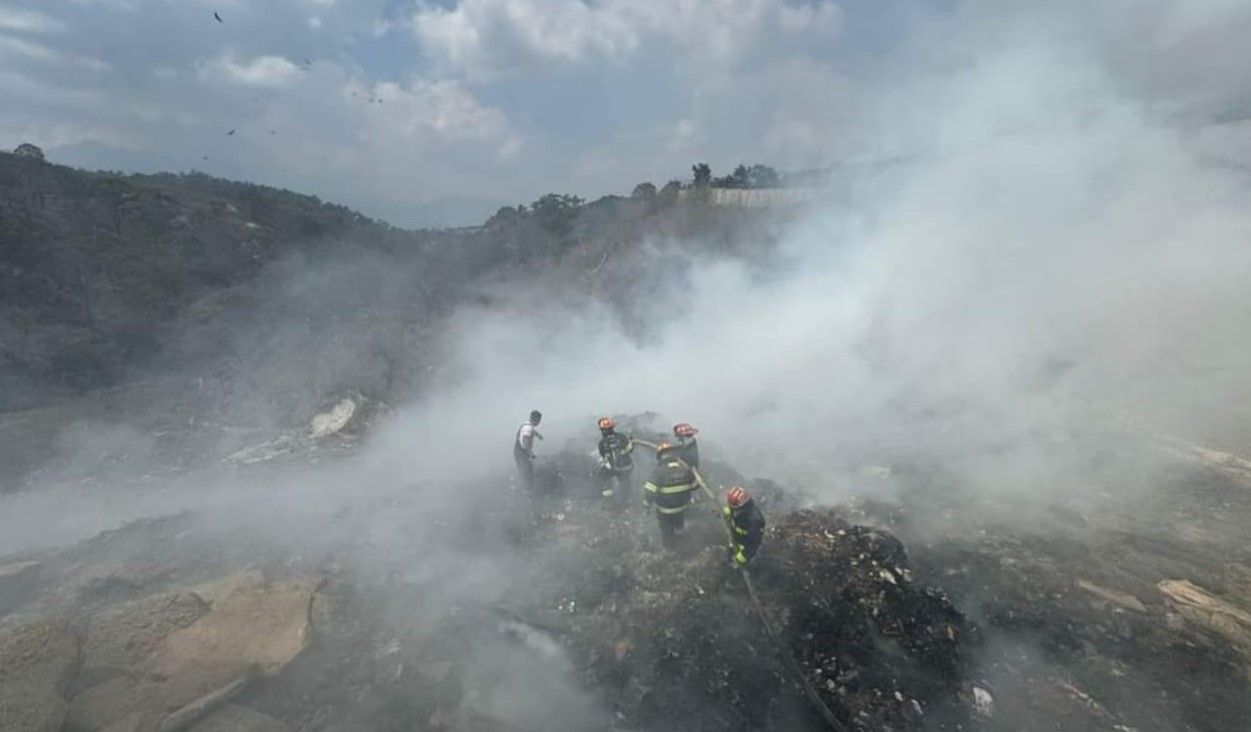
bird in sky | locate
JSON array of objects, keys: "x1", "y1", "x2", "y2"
[
  {"x1": 227, "y1": 129, "x2": 235, "y2": 136},
  {"x1": 214, "y1": 11, "x2": 223, "y2": 23}
]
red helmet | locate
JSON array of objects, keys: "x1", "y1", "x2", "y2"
[
  {"x1": 597, "y1": 416, "x2": 615, "y2": 430},
  {"x1": 727, "y1": 486, "x2": 750, "y2": 508},
  {"x1": 673, "y1": 422, "x2": 698, "y2": 438}
]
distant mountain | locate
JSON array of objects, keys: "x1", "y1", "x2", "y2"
[{"x1": 381, "y1": 194, "x2": 512, "y2": 229}]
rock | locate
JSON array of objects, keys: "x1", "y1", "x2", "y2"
[
  {"x1": 0, "y1": 618, "x2": 81, "y2": 732},
  {"x1": 81, "y1": 592, "x2": 210, "y2": 679},
  {"x1": 187, "y1": 704, "x2": 290, "y2": 732},
  {"x1": 310, "y1": 398, "x2": 358, "y2": 438},
  {"x1": 67, "y1": 572, "x2": 319, "y2": 732},
  {"x1": 1158, "y1": 579, "x2": 1251, "y2": 655},
  {"x1": 153, "y1": 575, "x2": 318, "y2": 676},
  {"x1": 1075, "y1": 579, "x2": 1147, "y2": 613},
  {"x1": 0, "y1": 560, "x2": 41, "y2": 615}
]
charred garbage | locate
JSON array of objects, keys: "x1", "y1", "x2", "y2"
[
  {"x1": 496, "y1": 442, "x2": 978, "y2": 730},
  {"x1": 0, "y1": 434, "x2": 980, "y2": 731}
]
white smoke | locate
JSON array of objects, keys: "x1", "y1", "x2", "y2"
[{"x1": 370, "y1": 11, "x2": 1251, "y2": 512}]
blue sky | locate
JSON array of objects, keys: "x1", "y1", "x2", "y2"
[{"x1": 0, "y1": 0, "x2": 1247, "y2": 226}]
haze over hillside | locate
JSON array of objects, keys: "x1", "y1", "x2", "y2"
[
  {"x1": 3, "y1": 2, "x2": 1251, "y2": 731},
  {"x1": 0, "y1": 150, "x2": 797, "y2": 415}
]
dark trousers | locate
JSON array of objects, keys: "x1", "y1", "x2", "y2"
[
  {"x1": 514, "y1": 447, "x2": 533, "y2": 491},
  {"x1": 596, "y1": 465, "x2": 633, "y2": 500},
  {"x1": 657, "y1": 509, "x2": 686, "y2": 538},
  {"x1": 739, "y1": 535, "x2": 762, "y2": 561}
]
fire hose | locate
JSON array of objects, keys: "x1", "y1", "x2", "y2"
[{"x1": 631, "y1": 439, "x2": 846, "y2": 731}]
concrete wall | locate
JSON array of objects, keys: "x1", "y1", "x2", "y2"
[{"x1": 678, "y1": 186, "x2": 821, "y2": 208}]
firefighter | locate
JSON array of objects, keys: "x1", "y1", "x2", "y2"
[
  {"x1": 514, "y1": 410, "x2": 543, "y2": 491},
  {"x1": 723, "y1": 486, "x2": 766, "y2": 567},
  {"x1": 595, "y1": 417, "x2": 635, "y2": 500},
  {"x1": 643, "y1": 442, "x2": 698, "y2": 541},
  {"x1": 672, "y1": 422, "x2": 700, "y2": 469}
]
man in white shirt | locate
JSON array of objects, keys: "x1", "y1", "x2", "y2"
[{"x1": 514, "y1": 410, "x2": 543, "y2": 490}]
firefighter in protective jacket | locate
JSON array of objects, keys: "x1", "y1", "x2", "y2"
[
  {"x1": 672, "y1": 422, "x2": 699, "y2": 469},
  {"x1": 643, "y1": 442, "x2": 698, "y2": 540},
  {"x1": 595, "y1": 416, "x2": 635, "y2": 499},
  {"x1": 723, "y1": 485, "x2": 766, "y2": 567}
]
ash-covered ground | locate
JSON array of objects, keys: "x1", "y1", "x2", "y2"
[{"x1": 1, "y1": 405, "x2": 1249, "y2": 732}]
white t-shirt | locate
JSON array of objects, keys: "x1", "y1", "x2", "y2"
[{"x1": 516, "y1": 423, "x2": 536, "y2": 454}]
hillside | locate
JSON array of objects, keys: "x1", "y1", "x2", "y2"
[{"x1": 0, "y1": 153, "x2": 787, "y2": 414}]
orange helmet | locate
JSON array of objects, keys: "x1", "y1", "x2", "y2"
[
  {"x1": 727, "y1": 486, "x2": 751, "y2": 508},
  {"x1": 597, "y1": 416, "x2": 615, "y2": 431},
  {"x1": 656, "y1": 441, "x2": 675, "y2": 457},
  {"x1": 673, "y1": 422, "x2": 698, "y2": 438}
]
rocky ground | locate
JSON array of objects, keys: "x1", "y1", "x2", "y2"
[{"x1": 1, "y1": 410, "x2": 1249, "y2": 731}]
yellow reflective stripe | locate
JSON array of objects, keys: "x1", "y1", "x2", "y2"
[
  {"x1": 644, "y1": 482, "x2": 659, "y2": 493},
  {"x1": 734, "y1": 526, "x2": 749, "y2": 536},
  {"x1": 655, "y1": 504, "x2": 688, "y2": 514},
  {"x1": 655, "y1": 483, "x2": 694, "y2": 494}
]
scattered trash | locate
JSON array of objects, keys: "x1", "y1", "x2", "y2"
[{"x1": 972, "y1": 686, "x2": 993, "y2": 718}]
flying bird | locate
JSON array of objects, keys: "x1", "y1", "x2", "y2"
[
  {"x1": 214, "y1": 11, "x2": 222, "y2": 23},
  {"x1": 226, "y1": 129, "x2": 235, "y2": 136}
]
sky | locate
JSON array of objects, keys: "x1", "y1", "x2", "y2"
[
  {"x1": 0, "y1": 0, "x2": 939, "y2": 226},
  {"x1": 1, "y1": 0, "x2": 1249, "y2": 228}
]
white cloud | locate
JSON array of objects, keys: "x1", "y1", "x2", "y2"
[
  {"x1": 199, "y1": 52, "x2": 301, "y2": 88},
  {"x1": 0, "y1": 32, "x2": 111, "y2": 71},
  {"x1": 412, "y1": 0, "x2": 845, "y2": 77},
  {"x1": 0, "y1": 33, "x2": 58, "y2": 61},
  {"x1": 0, "y1": 69, "x2": 104, "y2": 109},
  {"x1": 348, "y1": 77, "x2": 521, "y2": 155},
  {"x1": 0, "y1": 7, "x2": 68, "y2": 34},
  {"x1": 777, "y1": 1, "x2": 842, "y2": 33}
]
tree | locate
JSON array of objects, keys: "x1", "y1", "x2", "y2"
[
  {"x1": 658, "y1": 180, "x2": 682, "y2": 204},
  {"x1": 714, "y1": 163, "x2": 780, "y2": 189},
  {"x1": 529, "y1": 193, "x2": 585, "y2": 237},
  {"x1": 13, "y1": 143, "x2": 45, "y2": 161},
  {"x1": 691, "y1": 162, "x2": 712, "y2": 187},
  {"x1": 485, "y1": 205, "x2": 522, "y2": 228},
  {"x1": 631, "y1": 182, "x2": 657, "y2": 199}
]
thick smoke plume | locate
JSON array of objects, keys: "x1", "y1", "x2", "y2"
[
  {"x1": 372, "y1": 6, "x2": 1251, "y2": 517},
  {"x1": 1, "y1": 4, "x2": 1249, "y2": 729}
]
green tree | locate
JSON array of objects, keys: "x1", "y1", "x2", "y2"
[
  {"x1": 529, "y1": 193, "x2": 585, "y2": 237},
  {"x1": 631, "y1": 182, "x2": 657, "y2": 199},
  {"x1": 691, "y1": 162, "x2": 712, "y2": 187}
]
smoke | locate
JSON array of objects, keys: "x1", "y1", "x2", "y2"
[
  {"x1": 367, "y1": 5, "x2": 1251, "y2": 517},
  {"x1": 1, "y1": 2, "x2": 1249, "y2": 729}
]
